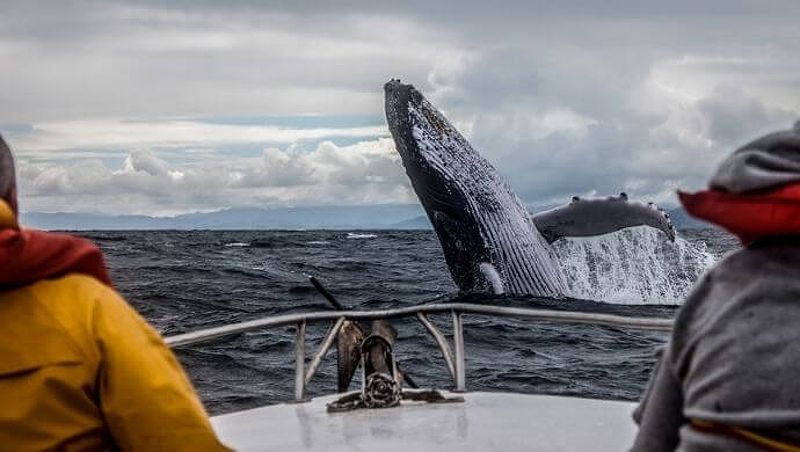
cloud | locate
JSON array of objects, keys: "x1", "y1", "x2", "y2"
[
  {"x1": 697, "y1": 85, "x2": 798, "y2": 147},
  {"x1": 17, "y1": 138, "x2": 413, "y2": 215},
  {"x1": 0, "y1": 1, "x2": 456, "y2": 123},
  {"x1": 420, "y1": 38, "x2": 800, "y2": 207},
  {"x1": 2, "y1": 0, "x2": 800, "y2": 215},
  {"x1": 10, "y1": 118, "x2": 386, "y2": 154}
]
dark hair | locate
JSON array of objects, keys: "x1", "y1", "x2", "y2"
[{"x1": 0, "y1": 135, "x2": 15, "y2": 202}]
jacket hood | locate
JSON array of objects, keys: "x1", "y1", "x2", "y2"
[{"x1": 0, "y1": 199, "x2": 111, "y2": 288}]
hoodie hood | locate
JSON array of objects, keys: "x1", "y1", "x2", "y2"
[
  {"x1": 679, "y1": 121, "x2": 800, "y2": 244},
  {"x1": 710, "y1": 121, "x2": 800, "y2": 193}
]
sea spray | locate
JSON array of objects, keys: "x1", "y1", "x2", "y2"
[{"x1": 552, "y1": 226, "x2": 717, "y2": 304}]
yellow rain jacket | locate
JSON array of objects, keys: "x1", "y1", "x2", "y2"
[{"x1": 0, "y1": 202, "x2": 229, "y2": 451}]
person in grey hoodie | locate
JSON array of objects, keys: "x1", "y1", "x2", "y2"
[{"x1": 631, "y1": 121, "x2": 800, "y2": 451}]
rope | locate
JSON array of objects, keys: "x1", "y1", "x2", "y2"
[{"x1": 691, "y1": 419, "x2": 800, "y2": 452}]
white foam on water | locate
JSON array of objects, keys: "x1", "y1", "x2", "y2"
[
  {"x1": 346, "y1": 233, "x2": 377, "y2": 239},
  {"x1": 224, "y1": 242, "x2": 251, "y2": 247},
  {"x1": 552, "y1": 226, "x2": 717, "y2": 305},
  {"x1": 306, "y1": 240, "x2": 331, "y2": 245}
]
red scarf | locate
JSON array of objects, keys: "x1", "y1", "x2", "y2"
[
  {"x1": 0, "y1": 228, "x2": 112, "y2": 288},
  {"x1": 679, "y1": 182, "x2": 800, "y2": 245}
]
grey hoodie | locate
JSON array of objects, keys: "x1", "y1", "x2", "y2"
[
  {"x1": 632, "y1": 122, "x2": 800, "y2": 451},
  {"x1": 631, "y1": 240, "x2": 800, "y2": 451}
]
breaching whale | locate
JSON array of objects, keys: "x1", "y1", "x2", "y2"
[{"x1": 384, "y1": 79, "x2": 675, "y2": 298}]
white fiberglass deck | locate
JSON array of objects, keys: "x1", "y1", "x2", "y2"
[{"x1": 212, "y1": 391, "x2": 637, "y2": 451}]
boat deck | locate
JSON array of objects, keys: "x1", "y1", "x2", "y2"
[{"x1": 212, "y1": 391, "x2": 637, "y2": 451}]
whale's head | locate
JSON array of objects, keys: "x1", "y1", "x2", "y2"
[
  {"x1": 384, "y1": 80, "x2": 488, "y2": 292},
  {"x1": 384, "y1": 80, "x2": 567, "y2": 296},
  {"x1": 385, "y1": 80, "x2": 479, "y2": 174}
]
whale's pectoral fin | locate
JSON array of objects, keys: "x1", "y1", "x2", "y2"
[
  {"x1": 531, "y1": 193, "x2": 676, "y2": 243},
  {"x1": 478, "y1": 262, "x2": 505, "y2": 295}
]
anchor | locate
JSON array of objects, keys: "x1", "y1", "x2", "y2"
[
  {"x1": 309, "y1": 277, "x2": 463, "y2": 413},
  {"x1": 327, "y1": 319, "x2": 463, "y2": 413}
]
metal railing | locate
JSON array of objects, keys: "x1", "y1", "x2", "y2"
[{"x1": 166, "y1": 303, "x2": 673, "y2": 402}]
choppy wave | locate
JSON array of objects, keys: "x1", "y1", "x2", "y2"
[
  {"x1": 91, "y1": 235, "x2": 129, "y2": 242},
  {"x1": 553, "y1": 226, "x2": 717, "y2": 304},
  {"x1": 224, "y1": 242, "x2": 250, "y2": 248},
  {"x1": 97, "y1": 228, "x2": 734, "y2": 415},
  {"x1": 249, "y1": 240, "x2": 277, "y2": 248}
]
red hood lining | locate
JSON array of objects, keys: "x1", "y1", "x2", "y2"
[
  {"x1": 678, "y1": 183, "x2": 800, "y2": 245},
  {"x1": 0, "y1": 228, "x2": 112, "y2": 288}
]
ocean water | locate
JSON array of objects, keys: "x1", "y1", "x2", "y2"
[{"x1": 81, "y1": 227, "x2": 738, "y2": 415}]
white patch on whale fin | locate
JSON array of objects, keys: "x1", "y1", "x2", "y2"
[{"x1": 478, "y1": 262, "x2": 504, "y2": 295}]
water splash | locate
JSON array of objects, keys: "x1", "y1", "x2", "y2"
[{"x1": 552, "y1": 227, "x2": 717, "y2": 305}]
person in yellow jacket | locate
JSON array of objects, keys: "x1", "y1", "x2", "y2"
[{"x1": 0, "y1": 135, "x2": 230, "y2": 451}]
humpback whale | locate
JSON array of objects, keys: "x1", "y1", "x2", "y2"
[{"x1": 384, "y1": 80, "x2": 675, "y2": 298}]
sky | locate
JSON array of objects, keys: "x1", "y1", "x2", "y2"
[{"x1": 1, "y1": 0, "x2": 799, "y2": 216}]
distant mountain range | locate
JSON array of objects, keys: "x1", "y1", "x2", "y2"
[
  {"x1": 20, "y1": 204, "x2": 713, "y2": 231},
  {"x1": 20, "y1": 204, "x2": 430, "y2": 230}
]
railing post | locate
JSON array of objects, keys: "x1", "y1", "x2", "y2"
[
  {"x1": 452, "y1": 310, "x2": 466, "y2": 392},
  {"x1": 304, "y1": 317, "x2": 346, "y2": 386},
  {"x1": 416, "y1": 312, "x2": 456, "y2": 380},
  {"x1": 294, "y1": 320, "x2": 306, "y2": 402}
]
